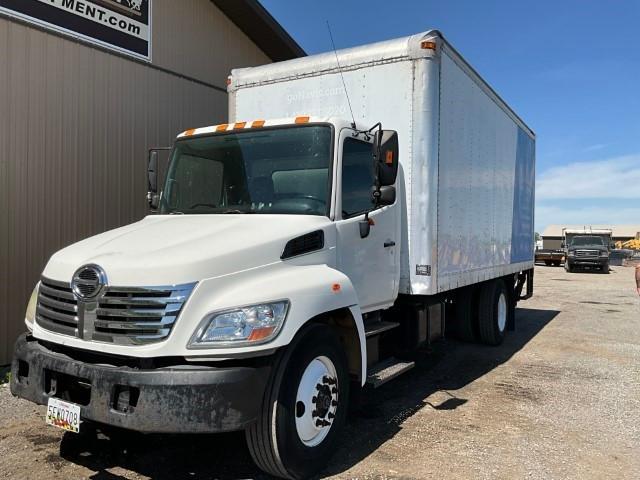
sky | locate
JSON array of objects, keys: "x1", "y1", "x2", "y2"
[{"x1": 261, "y1": 0, "x2": 640, "y2": 233}]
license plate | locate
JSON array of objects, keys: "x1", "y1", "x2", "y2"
[{"x1": 46, "y1": 397, "x2": 81, "y2": 433}]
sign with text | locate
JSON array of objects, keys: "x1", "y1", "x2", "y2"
[{"x1": 0, "y1": 0, "x2": 151, "y2": 60}]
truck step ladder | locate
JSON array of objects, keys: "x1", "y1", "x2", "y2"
[
  {"x1": 366, "y1": 357, "x2": 415, "y2": 388},
  {"x1": 364, "y1": 321, "x2": 400, "y2": 337}
]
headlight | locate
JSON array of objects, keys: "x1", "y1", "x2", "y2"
[
  {"x1": 188, "y1": 300, "x2": 289, "y2": 348},
  {"x1": 600, "y1": 251, "x2": 608, "y2": 257},
  {"x1": 25, "y1": 283, "x2": 39, "y2": 332},
  {"x1": 568, "y1": 251, "x2": 576, "y2": 257}
]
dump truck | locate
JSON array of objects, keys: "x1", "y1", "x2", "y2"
[{"x1": 11, "y1": 30, "x2": 535, "y2": 479}]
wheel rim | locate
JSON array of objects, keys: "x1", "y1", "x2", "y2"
[
  {"x1": 294, "y1": 355, "x2": 339, "y2": 447},
  {"x1": 497, "y1": 292, "x2": 507, "y2": 332}
]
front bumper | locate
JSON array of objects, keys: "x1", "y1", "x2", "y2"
[
  {"x1": 568, "y1": 257, "x2": 608, "y2": 267},
  {"x1": 10, "y1": 334, "x2": 271, "y2": 433}
]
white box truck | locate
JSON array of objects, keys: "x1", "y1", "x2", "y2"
[{"x1": 11, "y1": 30, "x2": 535, "y2": 479}]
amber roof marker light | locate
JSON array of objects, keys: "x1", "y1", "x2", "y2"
[{"x1": 421, "y1": 40, "x2": 437, "y2": 50}]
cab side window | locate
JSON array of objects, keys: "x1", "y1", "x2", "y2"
[{"x1": 341, "y1": 138, "x2": 375, "y2": 218}]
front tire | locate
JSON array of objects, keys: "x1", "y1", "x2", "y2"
[
  {"x1": 478, "y1": 280, "x2": 508, "y2": 346},
  {"x1": 246, "y1": 324, "x2": 350, "y2": 479}
]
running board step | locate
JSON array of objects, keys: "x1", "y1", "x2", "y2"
[
  {"x1": 364, "y1": 321, "x2": 400, "y2": 337},
  {"x1": 366, "y1": 357, "x2": 415, "y2": 388}
]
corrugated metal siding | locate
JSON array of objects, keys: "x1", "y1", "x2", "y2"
[
  {"x1": 152, "y1": 0, "x2": 271, "y2": 87},
  {"x1": 0, "y1": 2, "x2": 270, "y2": 363}
]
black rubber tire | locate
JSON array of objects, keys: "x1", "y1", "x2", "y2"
[
  {"x1": 246, "y1": 324, "x2": 350, "y2": 480},
  {"x1": 544, "y1": 260, "x2": 551, "y2": 266},
  {"x1": 565, "y1": 262, "x2": 572, "y2": 273},
  {"x1": 601, "y1": 263, "x2": 610, "y2": 274},
  {"x1": 478, "y1": 280, "x2": 507, "y2": 346},
  {"x1": 552, "y1": 261, "x2": 561, "y2": 267},
  {"x1": 454, "y1": 288, "x2": 476, "y2": 342}
]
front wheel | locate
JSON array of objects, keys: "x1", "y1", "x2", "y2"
[{"x1": 246, "y1": 324, "x2": 350, "y2": 479}]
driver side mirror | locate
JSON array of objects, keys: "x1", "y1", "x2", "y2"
[
  {"x1": 373, "y1": 130, "x2": 399, "y2": 186},
  {"x1": 148, "y1": 148, "x2": 171, "y2": 210}
]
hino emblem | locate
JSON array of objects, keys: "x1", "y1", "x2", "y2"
[{"x1": 71, "y1": 265, "x2": 107, "y2": 300}]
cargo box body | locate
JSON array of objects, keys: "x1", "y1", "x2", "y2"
[{"x1": 229, "y1": 30, "x2": 535, "y2": 296}]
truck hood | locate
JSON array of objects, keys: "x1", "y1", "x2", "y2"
[{"x1": 43, "y1": 215, "x2": 333, "y2": 286}]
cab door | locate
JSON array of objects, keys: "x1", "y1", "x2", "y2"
[{"x1": 335, "y1": 129, "x2": 400, "y2": 312}]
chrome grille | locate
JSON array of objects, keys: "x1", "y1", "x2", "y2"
[
  {"x1": 37, "y1": 278, "x2": 79, "y2": 337},
  {"x1": 93, "y1": 284, "x2": 195, "y2": 345},
  {"x1": 576, "y1": 250, "x2": 598, "y2": 257},
  {"x1": 36, "y1": 277, "x2": 195, "y2": 345}
]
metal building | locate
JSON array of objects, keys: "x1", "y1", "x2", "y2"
[{"x1": 0, "y1": 0, "x2": 304, "y2": 365}]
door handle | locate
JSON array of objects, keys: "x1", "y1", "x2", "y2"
[{"x1": 384, "y1": 241, "x2": 396, "y2": 248}]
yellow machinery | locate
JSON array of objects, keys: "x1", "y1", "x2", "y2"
[{"x1": 615, "y1": 239, "x2": 640, "y2": 250}]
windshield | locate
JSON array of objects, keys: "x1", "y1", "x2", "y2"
[
  {"x1": 570, "y1": 236, "x2": 605, "y2": 246},
  {"x1": 160, "y1": 126, "x2": 332, "y2": 215}
]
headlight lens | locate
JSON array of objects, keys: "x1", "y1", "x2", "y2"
[
  {"x1": 189, "y1": 300, "x2": 289, "y2": 348},
  {"x1": 568, "y1": 251, "x2": 576, "y2": 257},
  {"x1": 600, "y1": 251, "x2": 608, "y2": 257},
  {"x1": 25, "y1": 283, "x2": 39, "y2": 332}
]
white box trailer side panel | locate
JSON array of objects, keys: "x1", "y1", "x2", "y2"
[
  {"x1": 435, "y1": 51, "x2": 535, "y2": 293},
  {"x1": 230, "y1": 32, "x2": 535, "y2": 297}
]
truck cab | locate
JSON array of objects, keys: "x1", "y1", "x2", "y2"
[{"x1": 12, "y1": 116, "x2": 405, "y2": 478}]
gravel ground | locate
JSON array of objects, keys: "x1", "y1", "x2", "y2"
[{"x1": 1, "y1": 265, "x2": 639, "y2": 479}]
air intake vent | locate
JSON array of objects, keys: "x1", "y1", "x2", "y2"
[{"x1": 281, "y1": 230, "x2": 324, "y2": 259}]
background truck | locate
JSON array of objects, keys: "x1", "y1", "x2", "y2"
[
  {"x1": 535, "y1": 246, "x2": 564, "y2": 266},
  {"x1": 563, "y1": 228, "x2": 613, "y2": 273},
  {"x1": 11, "y1": 30, "x2": 535, "y2": 479}
]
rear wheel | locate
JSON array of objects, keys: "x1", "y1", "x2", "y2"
[
  {"x1": 478, "y1": 280, "x2": 508, "y2": 346},
  {"x1": 246, "y1": 324, "x2": 349, "y2": 479}
]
